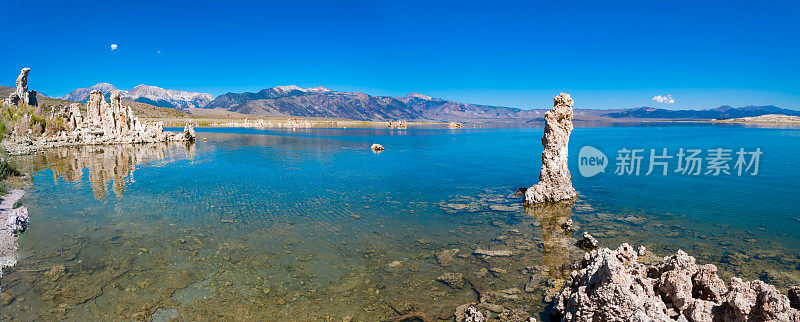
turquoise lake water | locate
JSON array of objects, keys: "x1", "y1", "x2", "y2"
[{"x1": 2, "y1": 124, "x2": 799, "y2": 320}]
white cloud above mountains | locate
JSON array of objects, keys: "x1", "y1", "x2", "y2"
[{"x1": 652, "y1": 94, "x2": 674, "y2": 104}]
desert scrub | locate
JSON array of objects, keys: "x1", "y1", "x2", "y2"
[
  {"x1": 0, "y1": 102, "x2": 66, "y2": 137},
  {"x1": 0, "y1": 153, "x2": 19, "y2": 180}
]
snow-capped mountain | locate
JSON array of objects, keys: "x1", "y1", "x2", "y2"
[
  {"x1": 61, "y1": 83, "x2": 214, "y2": 109},
  {"x1": 203, "y1": 85, "x2": 540, "y2": 121},
  {"x1": 62, "y1": 83, "x2": 119, "y2": 102},
  {"x1": 126, "y1": 85, "x2": 214, "y2": 109}
]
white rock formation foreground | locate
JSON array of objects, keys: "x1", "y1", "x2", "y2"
[
  {"x1": 524, "y1": 93, "x2": 577, "y2": 204},
  {"x1": 0, "y1": 190, "x2": 28, "y2": 294},
  {"x1": 5, "y1": 89, "x2": 195, "y2": 155},
  {"x1": 554, "y1": 243, "x2": 800, "y2": 321}
]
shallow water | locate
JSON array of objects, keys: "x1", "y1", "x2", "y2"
[{"x1": 2, "y1": 124, "x2": 799, "y2": 320}]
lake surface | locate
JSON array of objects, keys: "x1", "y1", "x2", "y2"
[{"x1": 3, "y1": 124, "x2": 799, "y2": 320}]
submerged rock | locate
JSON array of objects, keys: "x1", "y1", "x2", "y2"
[
  {"x1": 436, "y1": 248, "x2": 460, "y2": 267},
  {"x1": 437, "y1": 272, "x2": 465, "y2": 289},
  {"x1": 553, "y1": 243, "x2": 800, "y2": 321},
  {"x1": 524, "y1": 93, "x2": 577, "y2": 204}
]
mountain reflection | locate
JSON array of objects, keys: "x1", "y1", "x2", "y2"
[{"x1": 23, "y1": 142, "x2": 196, "y2": 201}]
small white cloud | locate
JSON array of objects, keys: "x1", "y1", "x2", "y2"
[
  {"x1": 156, "y1": 50, "x2": 162, "y2": 55},
  {"x1": 110, "y1": 44, "x2": 118, "y2": 51},
  {"x1": 652, "y1": 94, "x2": 674, "y2": 104}
]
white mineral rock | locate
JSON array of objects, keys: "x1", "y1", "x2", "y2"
[{"x1": 524, "y1": 93, "x2": 577, "y2": 204}]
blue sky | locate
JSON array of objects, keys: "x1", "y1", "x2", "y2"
[{"x1": 1, "y1": 0, "x2": 798, "y2": 109}]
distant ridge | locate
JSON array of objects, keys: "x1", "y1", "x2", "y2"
[
  {"x1": 602, "y1": 105, "x2": 800, "y2": 119},
  {"x1": 202, "y1": 86, "x2": 800, "y2": 122},
  {"x1": 203, "y1": 86, "x2": 540, "y2": 122}
]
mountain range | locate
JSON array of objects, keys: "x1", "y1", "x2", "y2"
[
  {"x1": 203, "y1": 85, "x2": 542, "y2": 121},
  {"x1": 56, "y1": 84, "x2": 800, "y2": 122},
  {"x1": 62, "y1": 83, "x2": 213, "y2": 110}
]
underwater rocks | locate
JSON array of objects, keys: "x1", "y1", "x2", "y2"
[
  {"x1": 524, "y1": 93, "x2": 576, "y2": 204},
  {"x1": 553, "y1": 243, "x2": 800, "y2": 321},
  {"x1": 3, "y1": 68, "x2": 37, "y2": 107},
  {"x1": 437, "y1": 272, "x2": 465, "y2": 289},
  {"x1": 436, "y1": 248, "x2": 460, "y2": 267},
  {"x1": 0, "y1": 190, "x2": 28, "y2": 294}
]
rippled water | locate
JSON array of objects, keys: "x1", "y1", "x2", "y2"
[{"x1": 2, "y1": 124, "x2": 799, "y2": 320}]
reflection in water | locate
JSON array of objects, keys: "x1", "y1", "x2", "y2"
[
  {"x1": 525, "y1": 201, "x2": 574, "y2": 280},
  {"x1": 19, "y1": 142, "x2": 196, "y2": 201}
]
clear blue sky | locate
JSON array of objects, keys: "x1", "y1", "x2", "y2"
[{"x1": 2, "y1": 0, "x2": 798, "y2": 109}]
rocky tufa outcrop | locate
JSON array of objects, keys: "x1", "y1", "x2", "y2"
[
  {"x1": 66, "y1": 89, "x2": 194, "y2": 144},
  {"x1": 5, "y1": 89, "x2": 195, "y2": 155},
  {"x1": 524, "y1": 93, "x2": 576, "y2": 204},
  {"x1": 3, "y1": 68, "x2": 37, "y2": 107},
  {"x1": 553, "y1": 243, "x2": 800, "y2": 321}
]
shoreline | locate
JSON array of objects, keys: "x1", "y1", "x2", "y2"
[
  {"x1": 1, "y1": 131, "x2": 195, "y2": 156},
  {"x1": 0, "y1": 188, "x2": 28, "y2": 295}
]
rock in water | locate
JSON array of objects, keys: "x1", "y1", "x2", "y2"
[
  {"x1": 561, "y1": 219, "x2": 574, "y2": 232},
  {"x1": 576, "y1": 231, "x2": 597, "y2": 250},
  {"x1": 370, "y1": 143, "x2": 385, "y2": 151},
  {"x1": 524, "y1": 93, "x2": 576, "y2": 204},
  {"x1": 436, "y1": 272, "x2": 465, "y2": 289},
  {"x1": 183, "y1": 123, "x2": 196, "y2": 141}
]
